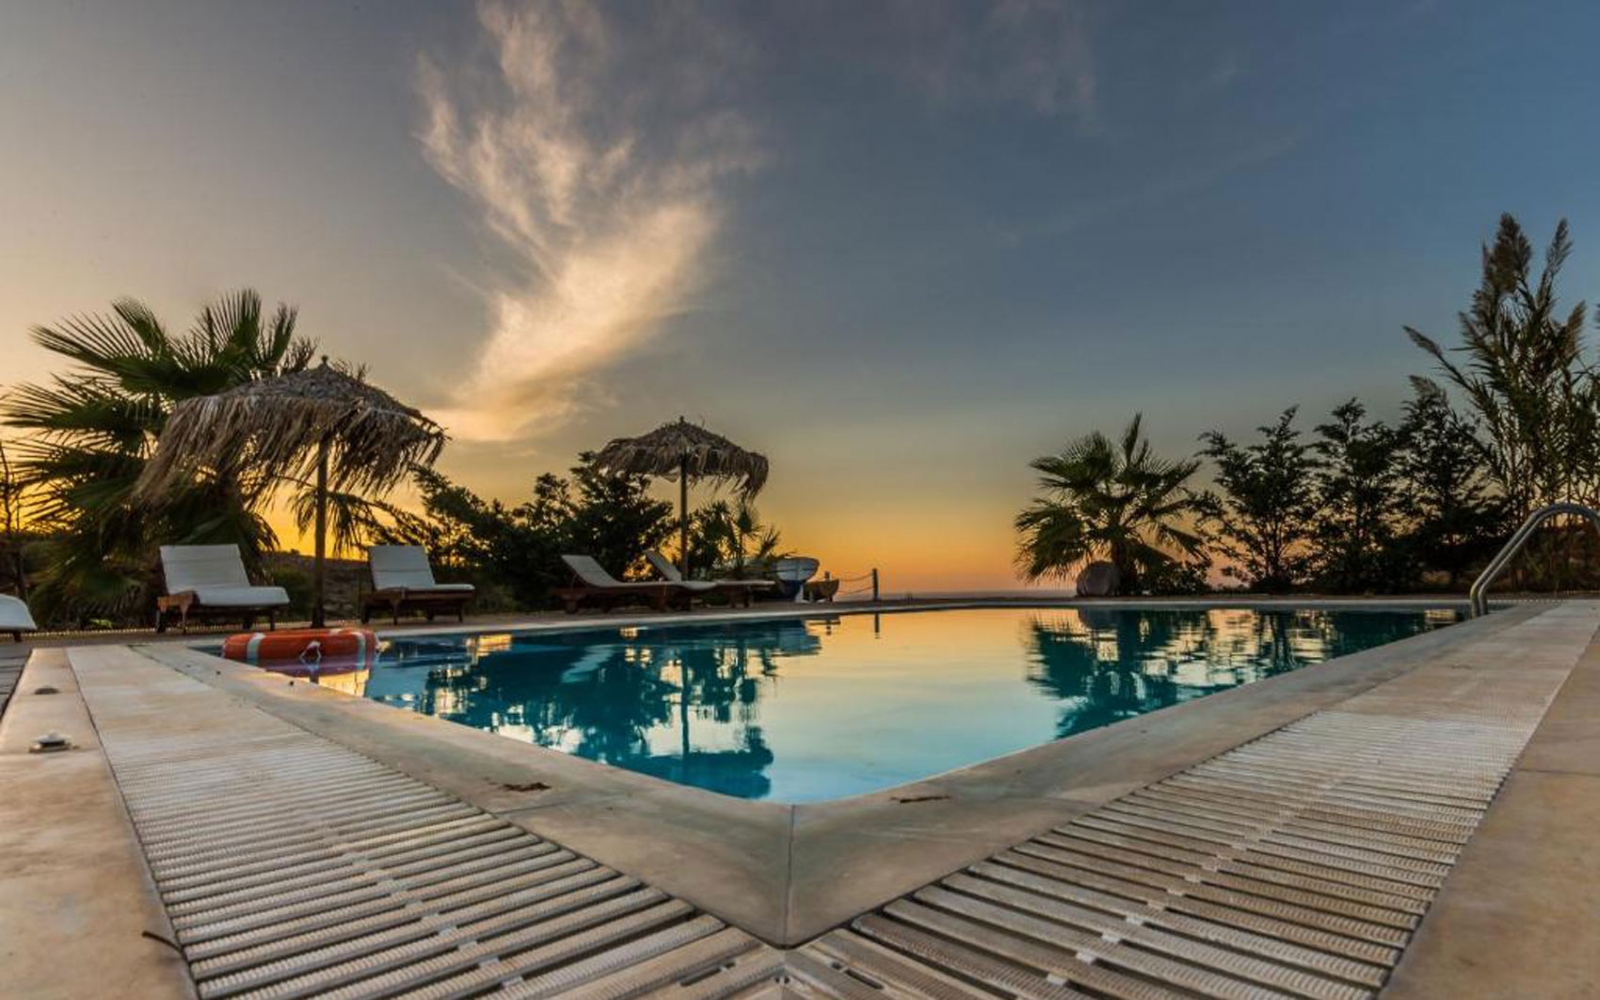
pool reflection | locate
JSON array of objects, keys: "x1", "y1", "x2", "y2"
[
  {"x1": 1023, "y1": 607, "x2": 1461, "y2": 738},
  {"x1": 364, "y1": 618, "x2": 827, "y2": 799}
]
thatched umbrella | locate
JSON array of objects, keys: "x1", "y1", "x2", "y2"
[
  {"x1": 138, "y1": 358, "x2": 445, "y2": 627},
  {"x1": 592, "y1": 418, "x2": 768, "y2": 578}
]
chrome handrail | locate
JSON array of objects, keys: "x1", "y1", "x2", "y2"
[{"x1": 1469, "y1": 501, "x2": 1600, "y2": 616}]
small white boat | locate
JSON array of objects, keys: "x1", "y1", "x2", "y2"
[
  {"x1": 772, "y1": 557, "x2": 820, "y2": 603},
  {"x1": 1, "y1": 594, "x2": 36, "y2": 642}
]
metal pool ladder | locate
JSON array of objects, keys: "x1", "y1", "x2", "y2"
[{"x1": 1470, "y1": 501, "x2": 1600, "y2": 616}]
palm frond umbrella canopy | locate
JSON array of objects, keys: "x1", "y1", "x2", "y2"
[
  {"x1": 592, "y1": 418, "x2": 768, "y2": 578},
  {"x1": 137, "y1": 358, "x2": 445, "y2": 627}
]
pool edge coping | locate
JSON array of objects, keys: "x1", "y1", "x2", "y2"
[{"x1": 167, "y1": 593, "x2": 1484, "y2": 651}]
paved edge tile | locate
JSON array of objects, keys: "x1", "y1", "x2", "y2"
[
  {"x1": 0, "y1": 648, "x2": 195, "y2": 1000},
  {"x1": 1381, "y1": 606, "x2": 1600, "y2": 999}
]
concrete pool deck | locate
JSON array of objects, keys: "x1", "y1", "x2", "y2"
[{"x1": 2, "y1": 599, "x2": 1597, "y2": 997}]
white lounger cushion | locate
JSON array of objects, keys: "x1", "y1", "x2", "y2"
[
  {"x1": 562, "y1": 554, "x2": 713, "y2": 591},
  {"x1": 644, "y1": 551, "x2": 686, "y2": 582},
  {"x1": 369, "y1": 545, "x2": 476, "y2": 594},
  {"x1": 182, "y1": 585, "x2": 291, "y2": 608},
  {"x1": 159, "y1": 545, "x2": 290, "y2": 608},
  {"x1": 0, "y1": 594, "x2": 36, "y2": 632}
]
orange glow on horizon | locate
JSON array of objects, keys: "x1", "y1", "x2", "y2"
[{"x1": 261, "y1": 482, "x2": 1047, "y2": 594}]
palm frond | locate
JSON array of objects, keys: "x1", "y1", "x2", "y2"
[
  {"x1": 291, "y1": 486, "x2": 403, "y2": 557},
  {"x1": 138, "y1": 360, "x2": 445, "y2": 501},
  {"x1": 1017, "y1": 415, "x2": 1206, "y2": 593},
  {"x1": 6, "y1": 289, "x2": 322, "y2": 616},
  {"x1": 1014, "y1": 501, "x2": 1091, "y2": 582}
]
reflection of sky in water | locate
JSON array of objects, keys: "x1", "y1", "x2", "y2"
[{"x1": 352, "y1": 607, "x2": 1461, "y2": 803}]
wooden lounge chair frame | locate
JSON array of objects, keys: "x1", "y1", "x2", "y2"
[
  {"x1": 361, "y1": 588, "x2": 472, "y2": 625},
  {"x1": 643, "y1": 551, "x2": 773, "y2": 608},
  {"x1": 553, "y1": 581, "x2": 679, "y2": 614},
  {"x1": 555, "y1": 555, "x2": 694, "y2": 614},
  {"x1": 360, "y1": 546, "x2": 475, "y2": 625},
  {"x1": 156, "y1": 591, "x2": 279, "y2": 634}
]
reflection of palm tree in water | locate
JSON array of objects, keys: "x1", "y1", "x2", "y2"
[
  {"x1": 653, "y1": 633, "x2": 778, "y2": 795},
  {"x1": 1023, "y1": 610, "x2": 1198, "y2": 738},
  {"x1": 1022, "y1": 608, "x2": 1447, "y2": 740},
  {"x1": 569, "y1": 651, "x2": 680, "y2": 763},
  {"x1": 1204, "y1": 610, "x2": 1425, "y2": 678}
]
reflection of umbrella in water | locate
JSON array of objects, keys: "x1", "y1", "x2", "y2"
[
  {"x1": 660, "y1": 634, "x2": 776, "y2": 789},
  {"x1": 393, "y1": 627, "x2": 781, "y2": 797}
]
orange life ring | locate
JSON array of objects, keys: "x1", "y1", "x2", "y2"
[{"x1": 222, "y1": 628, "x2": 379, "y2": 671}]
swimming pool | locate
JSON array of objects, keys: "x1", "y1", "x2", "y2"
[{"x1": 341, "y1": 605, "x2": 1462, "y2": 803}]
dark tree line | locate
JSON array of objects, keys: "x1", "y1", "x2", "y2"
[
  {"x1": 1196, "y1": 393, "x2": 1498, "y2": 593},
  {"x1": 1021, "y1": 213, "x2": 1596, "y2": 595},
  {"x1": 0, "y1": 289, "x2": 791, "y2": 624}
]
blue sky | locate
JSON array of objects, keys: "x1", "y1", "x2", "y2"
[{"x1": 4, "y1": 0, "x2": 1600, "y2": 588}]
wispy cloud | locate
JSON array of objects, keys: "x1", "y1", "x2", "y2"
[
  {"x1": 875, "y1": 0, "x2": 1099, "y2": 124},
  {"x1": 1036, "y1": 131, "x2": 1303, "y2": 239},
  {"x1": 418, "y1": 0, "x2": 763, "y2": 441}
]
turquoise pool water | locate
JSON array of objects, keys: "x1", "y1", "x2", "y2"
[{"x1": 347, "y1": 606, "x2": 1458, "y2": 802}]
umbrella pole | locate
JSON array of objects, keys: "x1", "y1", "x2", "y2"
[
  {"x1": 679, "y1": 668, "x2": 690, "y2": 770},
  {"x1": 312, "y1": 437, "x2": 329, "y2": 629},
  {"x1": 679, "y1": 456, "x2": 690, "y2": 578}
]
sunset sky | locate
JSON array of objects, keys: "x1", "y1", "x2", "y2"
[{"x1": 5, "y1": 0, "x2": 1600, "y2": 591}]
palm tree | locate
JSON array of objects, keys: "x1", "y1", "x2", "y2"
[
  {"x1": 138, "y1": 358, "x2": 445, "y2": 626},
  {"x1": 1407, "y1": 214, "x2": 1595, "y2": 517},
  {"x1": 689, "y1": 498, "x2": 787, "y2": 579},
  {"x1": 1, "y1": 291, "x2": 315, "y2": 619},
  {"x1": 1015, "y1": 414, "x2": 1205, "y2": 593},
  {"x1": 0, "y1": 439, "x2": 27, "y2": 598}
]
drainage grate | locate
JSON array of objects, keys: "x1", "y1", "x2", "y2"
[
  {"x1": 0, "y1": 656, "x2": 22, "y2": 719},
  {"x1": 788, "y1": 615, "x2": 1581, "y2": 1000},
  {"x1": 74, "y1": 655, "x2": 778, "y2": 1000}
]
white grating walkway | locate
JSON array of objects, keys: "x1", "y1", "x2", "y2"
[
  {"x1": 785, "y1": 606, "x2": 1590, "y2": 1000},
  {"x1": 72, "y1": 650, "x2": 784, "y2": 1000},
  {"x1": 0, "y1": 651, "x2": 23, "y2": 719},
  {"x1": 68, "y1": 602, "x2": 1593, "y2": 999}
]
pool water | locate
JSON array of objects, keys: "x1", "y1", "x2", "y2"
[{"x1": 349, "y1": 606, "x2": 1459, "y2": 802}]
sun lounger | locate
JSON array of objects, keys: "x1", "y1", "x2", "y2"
[
  {"x1": 645, "y1": 551, "x2": 774, "y2": 608},
  {"x1": 1, "y1": 594, "x2": 36, "y2": 642},
  {"x1": 556, "y1": 554, "x2": 710, "y2": 614},
  {"x1": 157, "y1": 544, "x2": 291, "y2": 633},
  {"x1": 361, "y1": 545, "x2": 476, "y2": 625}
]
